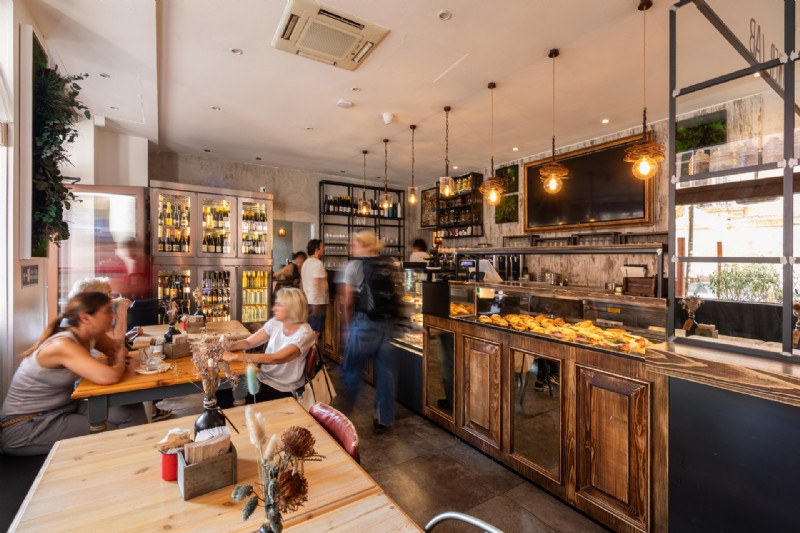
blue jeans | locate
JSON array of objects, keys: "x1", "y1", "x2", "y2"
[{"x1": 342, "y1": 312, "x2": 398, "y2": 426}]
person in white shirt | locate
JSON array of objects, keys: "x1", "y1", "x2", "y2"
[
  {"x1": 220, "y1": 288, "x2": 316, "y2": 405},
  {"x1": 301, "y1": 239, "x2": 328, "y2": 334},
  {"x1": 409, "y1": 238, "x2": 429, "y2": 263}
]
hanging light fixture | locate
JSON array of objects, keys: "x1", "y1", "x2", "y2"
[
  {"x1": 380, "y1": 139, "x2": 393, "y2": 210},
  {"x1": 540, "y1": 48, "x2": 569, "y2": 195},
  {"x1": 439, "y1": 106, "x2": 455, "y2": 197},
  {"x1": 479, "y1": 82, "x2": 504, "y2": 205},
  {"x1": 407, "y1": 125, "x2": 418, "y2": 205},
  {"x1": 624, "y1": 0, "x2": 664, "y2": 180},
  {"x1": 358, "y1": 150, "x2": 371, "y2": 215}
]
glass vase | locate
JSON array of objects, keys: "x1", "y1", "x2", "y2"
[{"x1": 194, "y1": 397, "x2": 226, "y2": 436}]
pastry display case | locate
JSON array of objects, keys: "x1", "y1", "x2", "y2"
[
  {"x1": 396, "y1": 263, "x2": 426, "y2": 352},
  {"x1": 449, "y1": 282, "x2": 665, "y2": 356}
]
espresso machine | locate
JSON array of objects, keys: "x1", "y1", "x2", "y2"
[{"x1": 491, "y1": 254, "x2": 521, "y2": 281}]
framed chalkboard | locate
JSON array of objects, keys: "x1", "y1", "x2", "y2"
[{"x1": 524, "y1": 134, "x2": 654, "y2": 232}]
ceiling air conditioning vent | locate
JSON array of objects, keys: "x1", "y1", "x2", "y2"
[{"x1": 272, "y1": 0, "x2": 389, "y2": 71}]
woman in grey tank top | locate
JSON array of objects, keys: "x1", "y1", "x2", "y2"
[{"x1": 0, "y1": 292, "x2": 146, "y2": 455}]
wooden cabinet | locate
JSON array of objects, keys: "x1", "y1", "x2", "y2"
[
  {"x1": 321, "y1": 293, "x2": 346, "y2": 364},
  {"x1": 459, "y1": 335, "x2": 502, "y2": 453},
  {"x1": 423, "y1": 315, "x2": 665, "y2": 533},
  {"x1": 575, "y1": 366, "x2": 650, "y2": 532}
]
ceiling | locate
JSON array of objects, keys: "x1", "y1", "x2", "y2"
[{"x1": 25, "y1": 0, "x2": 788, "y2": 187}]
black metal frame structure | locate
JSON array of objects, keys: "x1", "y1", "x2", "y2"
[
  {"x1": 669, "y1": 0, "x2": 797, "y2": 358},
  {"x1": 318, "y1": 180, "x2": 406, "y2": 262}
]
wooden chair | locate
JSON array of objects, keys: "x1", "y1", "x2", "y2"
[{"x1": 308, "y1": 402, "x2": 360, "y2": 463}]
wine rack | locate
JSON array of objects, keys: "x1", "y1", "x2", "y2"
[
  {"x1": 241, "y1": 269, "x2": 269, "y2": 323},
  {"x1": 200, "y1": 270, "x2": 231, "y2": 321},
  {"x1": 156, "y1": 192, "x2": 192, "y2": 254},
  {"x1": 435, "y1": 172, "x2": 484, "y2": 239}
]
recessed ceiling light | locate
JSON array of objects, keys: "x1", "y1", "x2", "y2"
[
  {"x1": 351, "y1": 87, "x2": 362, "y2": 92},
  {"x1": 204, "y1": 149, "x2": 211, "y2": 153},
  {"x1": 305, "y1": 127, "x2": 314, "y2": 131},
  {"x1": 336, "y1": 99, "x2": 354, "y2": 108},
  {"x1": 210, "y1": 106, "x2": 221, "y2": 111},
  {"x1": 230, "y1": 48, "x2": 244, "y2": 55},
  {"x1": 255, "y1": 157, "x2": 262, "y2": 161},
  {"x1": 512, "y1": 147, "x2": 519, "y2": 152},
  {"x1": 438, "y1": 10, "x2": 452, "y2": 21},
  {"x1": 452, "y1": 166, "x2": 458, "y2": 170},
  {"x1": 99, "y1": 73, "x2": 111, "y2": 78},
  {"x1": 601, "y1": 118, "x2": 610, "y2": 124},
  {"x1": 754, "y1": 72, "x2": 761, "y2": 77},
  {"x1": 110, "y1": 106, "x2": 119, "y2": 110}
]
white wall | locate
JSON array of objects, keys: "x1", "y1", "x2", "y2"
[
  {"x1": 95, "y1": 128, "x2": 148, "y2": 186},
  {"x1": 1, "y1": 0, "x2": 52, "y2": 399}
]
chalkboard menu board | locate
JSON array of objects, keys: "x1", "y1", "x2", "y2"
[{"x1": 525, "y1": 135, "x2": 653, "y2": 231}]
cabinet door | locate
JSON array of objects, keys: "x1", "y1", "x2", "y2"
[
  {"x1": 460, "y1": 336, "x2": 502, "y2": 452},
  {"x1": 575, "y1": 366, "x2": 649, "y2": 530}
]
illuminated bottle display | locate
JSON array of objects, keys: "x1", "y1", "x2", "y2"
[
  {"x1": 241, "y1": 270, "x2": 269, "y2": 323},
  {"x1": 156, "y1": 269, "x2": 192, "y2": 322},
  {"x1": 201, "y1": 200, "x2": 232, "y2": 255},
  {"x1": 157, "y1": 194, "x2": 191, "y2": 254},
  {"x1": 241, "y1": 202, "x2": 269, "y2": 255},
  {"x1": 200, "y1": 270, "x2": 231, "y2": 322}
]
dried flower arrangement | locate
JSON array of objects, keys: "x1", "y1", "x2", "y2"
[
  {"x1": 190, "y1": 334, "x2": 237, "y2": 399},
  {"x1": 232, "y1": 406, "x2": 324, "y2": 533}
]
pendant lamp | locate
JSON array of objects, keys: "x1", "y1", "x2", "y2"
[
  {"x1": 623, "y1": 0, "x2": 664, "y2": 180},
  {"x1": 408, "y1": 125, "x2": 418, "y2": 205},
  {"x1": 380, "y1": 139, "x2": 392, "y2": 210},
  {"x1": 358, "y1": 150, "x2": 370, "y2": 215},
  {"x1": 439, "y1": 106, "x2": 455, "y2": 197},
  {"x1": 479, "y1": 82, "x2": 504, "y2": 205},
  {"x1": 540, "y1": 49, "x2": 568, "y2": 195}
]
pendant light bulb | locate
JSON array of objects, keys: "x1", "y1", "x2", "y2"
[
  {"x1": 480, "y1": 82, "x2": 504, "y2": 205},
  {"x1": 358, "y1": 150, "x2": 371, "y2": 215},
  {"x1": 624, "y1": 2, "x2": 663, "y2": 180},
  {"x1": 408, "y1": 125, "x2": 418, "y2": 206},
  {"x1": 380, "y1": 139, "x2": 392, "y2": 211},
  {"x1": 439, "y1": 106, "x2": 455, "y2": 198},
  {"x1": 539, "y1": 49, "x2": 569, "y2": 194}
]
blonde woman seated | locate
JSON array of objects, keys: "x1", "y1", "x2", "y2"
[
  {"x1": 218, "y1": 288, "x2": 316, "y2": 407},
  {"x1": 0, "y1": 292, "x2": 147, "y2": 455}
]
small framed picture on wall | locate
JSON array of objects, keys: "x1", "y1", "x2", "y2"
[{"x1": 420, "y1": 187, "x2": 437, "y2": 228}]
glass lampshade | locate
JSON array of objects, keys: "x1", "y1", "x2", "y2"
[
  {"x1": 407, "y1": 186, "x2": 418, "y2": 205},
  {"x1": 543, "y1": 174, "x2": 563, "y2": 194},
  {"x1": 380, "y1": 192, "x2": 392, "y2": 210},
  {"x1": 439, "y1": 176, "x2": 454, "y2": 197},
  {"x1": 358, "y1": 198, "x2": 371, "y2": 215},
  {"x1": 632, "y1": 154, "x2": 658, "y2": 180}
]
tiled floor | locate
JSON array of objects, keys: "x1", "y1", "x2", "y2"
[{"x1": 162, "y1": 360, "x2": 609, "y2": 532}]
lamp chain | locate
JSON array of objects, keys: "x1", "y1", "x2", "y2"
[
  {"x1": 444, "y1": 107, "x2": 450, "y2": 177},
  {"x1": 362, "y1": 150, "x2": 368, "y2": 200},
  {"x1": 490, "y1": 84, "x2": 495, "y2": 173},
  {"x1": 384, "y1": 139, "x2": 389, "y2": 194},
  {"x1": 411, "y1": 126, "x2": 415, "y2": 187},
  {"x1": 642, "y1": 6, "x2": 648, "y2": 135},
  {"x1": 552, "y1": 53, "x2": 556, "y2": 161}
]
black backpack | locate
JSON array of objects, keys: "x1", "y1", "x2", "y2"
[{"x1": 357, "y1": 256, "x2": 401, "y2": 319}]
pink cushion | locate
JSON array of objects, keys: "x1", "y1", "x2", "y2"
[{"x1": 309, "y1": 402, "x2": 360, "y2": 463}]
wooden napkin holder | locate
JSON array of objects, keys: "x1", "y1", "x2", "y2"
[
  {"x1": 177, "y1": 444, "x2": 237, "y2": 500},
  {"x1": 164, "y1": 341, "x2": 191, "y2": 359}
]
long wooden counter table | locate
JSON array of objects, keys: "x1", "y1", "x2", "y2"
[
  {"x1": 73, "y1": 320, "x2": 250, "y2": 431},
  {"x1": 10, "y1": 398, "x2": 420, "y2": 532}
]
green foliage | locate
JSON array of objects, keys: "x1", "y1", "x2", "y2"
[
  {"x1": 494, "y1": 194, "x2": 518, "y2": 224},
  {"x1": 708, "y1": 263, "x2": 782, "y2": 303},
  {"x1": 675, "y1": 111, "x2": 726, "y2": 152},
  {"x1": 31, "y1": 37, "x2": 90, "y2": 256}
]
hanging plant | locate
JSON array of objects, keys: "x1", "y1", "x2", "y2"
[{"x1": 31, "y1": 37, "x2": 90, "y2": 256}]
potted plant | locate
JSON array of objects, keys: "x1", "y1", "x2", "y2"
[{"x1": 31, "y1": 38, "x2": 90, "y2": 256}]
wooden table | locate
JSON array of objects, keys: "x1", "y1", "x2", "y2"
[
  {"x1": 10, "y1": 398, "x2": 420, "y2": 533},
  {"x1": 73, "y1": 320, "x2": 251, "y2": 432}
]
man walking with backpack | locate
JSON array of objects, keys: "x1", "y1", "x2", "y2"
[{"x1": 341, "y1": 230, "x2": 402, "y2": 434}]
